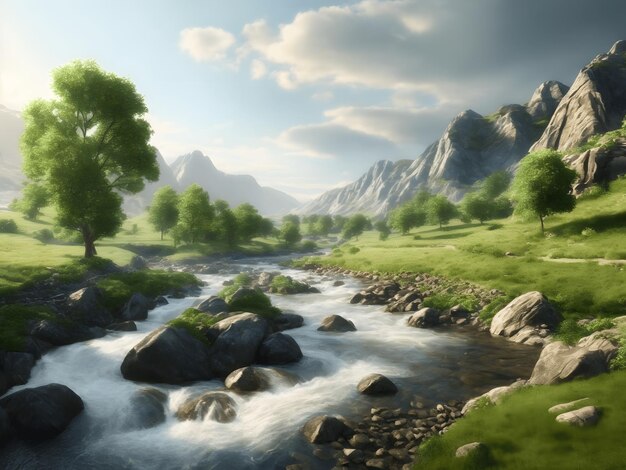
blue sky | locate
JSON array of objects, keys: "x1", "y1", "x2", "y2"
[{"x1": 2, "y1": 0, "x2": 626, "y2": 200}]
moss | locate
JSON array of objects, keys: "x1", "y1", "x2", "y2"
[
  {"x1": 168, "y1": 307, "x2": 218, "y2": 345},
  {"x1": 228, "y1": 289, "x2": 281, "y2": 319},
  {"x1": 269, "y1": 275, "x2": 312, "y2": 294},
  {"x1": 0, "y1": 304, "x2": 57, "y2": 351}
]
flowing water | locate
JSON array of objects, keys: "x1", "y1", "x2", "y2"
[{"x1": 0, "y1": 257, "x2": 539, "y2": 469}]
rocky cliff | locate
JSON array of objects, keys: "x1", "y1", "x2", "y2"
[{"x1": 299, "y1": 81, "x2": 568, "y2": 217}]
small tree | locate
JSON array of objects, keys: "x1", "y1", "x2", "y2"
[
  {"x1": 234, "y1": 203, "x2": 265, "y2": 242},
  {"x1": 390, "y1": 204, "x2": 425, "y2": 234},
  {"x1": 282, "y1": 214, "x2": 300, "y2": 227},
  {"x1": 175, "y1": 184, "x2": 213, "y2": 244},
  {"x1": 21, "y1": 60, "x2": 158, "y2": 257},
  {"x1": 280, "y1": 221, "x2": 302, "y2": 246},
  {"x1": 374, "y1": 220, "x2": 391, "y2": 241},
  {"x1": 512, "y1": 150, "x2": 577, "y2": 234},
  {"x1": 148, "y1": 186, "x2": 179, "y2": 240},
  {"x1": 426, "y1": 195, "x2": 457, "y2": 229},
  {"x1": 315, "y1": 215, "x2": 334, "y2": 236},
  {"x1": 479, "y1": 170, "x2": 511, "y2": 199},
  {"x1": 342, "y1": 214, "x2": 369, "y2": 240},
  {"x1": 460, "y1": 192, "x2": 492, "y2": 224},
  {"x1": 11, "y1": 183, "x2": 49, "y2": 220},
  {"x1": 212, "y1": 199, "x2": 238, "y2": 247},
  {"x1": 332, "y1": 215, "x2": 348, "y2": 233}
]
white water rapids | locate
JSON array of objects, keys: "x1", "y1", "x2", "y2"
[{"x1": 0, "y1": 257, "x2": 538, "y2": 469}]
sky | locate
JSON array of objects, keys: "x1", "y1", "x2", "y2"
[{"x1": 1, "y1": 0, "x2": 626, "y2": 201}]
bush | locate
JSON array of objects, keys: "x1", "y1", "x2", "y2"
[
  {"x1": 300, "y1": 240, "x2": 318, "y2": 252},
  {"x1": 348, "y1": 246, "x2": 360, "y2": 254},
  {"x1": 168, "y1": 308, "x2": 218, "y2": 344},
  {"x1": 0, "y1": 219, "x2": 18, "y2": 233},
  {"x1": 269, "y1": 275, "x2": 312, "y2": 294},
  {"x1": 33, "y1": 228, "x2": 54, "y2": 243}
]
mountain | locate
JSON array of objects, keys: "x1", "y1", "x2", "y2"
[
  {"x1": 299, "y1": 81, "x2": 568, "y2": 217},
  {"x1": 170, "y1": 150, "x2": 299, "y2": 215},
  {"x1": 0, "y1": 105, "x2": 25, "y2": 206}
]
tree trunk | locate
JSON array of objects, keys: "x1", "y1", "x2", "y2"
[
  {"x1": 160, "y1": 229, "x2": 164, "y2": 241},
  {"x1": 81, "y1": 225, "x2": 97, "y2": 258},
  {"x1": 539, "y1": 215, "x2": 545, "y2": 235}
]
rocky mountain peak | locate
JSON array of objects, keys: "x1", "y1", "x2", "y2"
[
  {"x1": 609, "y1": 39, "x2": 626, "y2": 55},
  {"x1": 526, "y1": 81, "x2": 570, "y2": 120}
]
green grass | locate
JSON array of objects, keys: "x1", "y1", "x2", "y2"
[
  {"x1": 218, "y1": 275, "x2": 281, "y2": 320},
  {"x1": 296, "y1": 178, "x2": 626, "y2": 318},
  {"x1": 168, "y1": 307, "x2": 218, "y2": 345},
  {"x1": 96, "y1": 270, "x2": 201, "y2": 312},
  {"x1": 422, "y1": 292, "x2": 481, "y2": 312},
  {"x1": 0, "y1": 304, "x2": 58, "y2": 351},
  {"x1": 269, "y1": 275, "x2": 312, "y2": 294},
  {"x1": 416, "y1": 371, "x2": 626, "y2": 470},
  {"x1": 555, "y1": 317, "x2": 616, "y2": 345}
]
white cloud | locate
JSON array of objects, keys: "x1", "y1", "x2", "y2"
[
  {"x1": 312, "y1": 91, "x2": 334, "y2": 102},
  {"x1": 250, "y1": 59, "x2": 267, "y2": 79},
  {"x1": 179, "y1": 27, "x2": 236, "y2": 62}
]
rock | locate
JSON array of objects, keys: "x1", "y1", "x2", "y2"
[
  {"x1": 125, "y1": 388, "x2": 167, "y2": 429},
  {"x1": 489, "y1": 292, "x2": 561, "y2": 343},
  {"x1": 462, "y1": 380, "x2": 527, "y2": 414},
  {"x1": 407, "y1": 308, "x2": 440, "y2": 328},
  {"x1": 302, "y1": 415, "x2": 351, "y2": 444},
  {"x1": 333, "y1": 280, "x2": 345, "y2": 287},
  {"x1": 317, "y1": 315, "x2": 357, "y2": 332},
  {"x1": 563, "y1": 142, "x2": 626, "y2": 195},
  {"x1": 365, "y1": 458, "x2": 389, "y2": 469},
  {"x1": 357, "y1": 374, "x2": 398, "y2": 396},
  {"x1": 66, "y1": 286, "x2": 113, "y2": 327},
  {"x1": 0, "y1": 407, "x2": 11, "y2": 443},
  {"x1": 175, "y1": 392, "x2": 236, "y2": 423},
  {"x1": 273, "y1": 313, "x2": 304, "y2": 331},
  {"x1": 548, "y1": 398, "x2": 590, "y2": 414},
  {"x1": 455, "y1": 442, "x2": 487, "y2": 458},
  {"x1": 128, "y1": 255, "x2": 148, "y2": 270},
  {"x1": 154, "y1": 296, "x2": 169, "y2": 307},
  {"x1": 526, "y1": 80, "x2": 570, "y2": 120},
  {"x1": 349, "y1": 433, "x2": 371, "y2": 449},
  {"x1": 2, "y1": 352, "x2": 36, "y2": 386},
  {"x1": 449, "y1": 304, "x2": 469, "y2": 319},
  {"x1": 208, "y1": 313, "x2": 270, "y2": 377},
  {"x1": 120, "y1": 326, "x2": 213, "y2": 384},
  {"x1": 256, "y1": 272, "x2": 275, "y2": 288},
  {"x1": 224, "y1": 366, "x2": 267, "y2": 392},
  {"x1": 555, "y1": 406, "x2": 600, "y2": 427},
  {"x1": 257, "y1": 333, "x2": 303, "y2": 365},
  {"x1": 195, "y1": 296, "x2": 229, "y2": 315},
  {"x1": 344, "y1": 448, "x2": 365, "y2": 463},
  {"x1": 108, "y1": 321, "x2": 138, "y2": 332},
  {"x1": 121, "y1": 293, "x2": 154, "y2": 321},
  {"x1": 529, "y1": 341, "x2": 608, "y2": 385},
  {"x1": 0, "y1": 383, "x2": 84, "y2": 440},
  {"x1": 577, "y1": 330, "x2": 620, "y2": 363},
  {"x1": 31, "y1": 320, "x2": 105, "y2": 346}
]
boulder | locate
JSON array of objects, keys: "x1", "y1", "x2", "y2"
[
  {"x1": 108, "y1": 321, "x2": 138, "y2": 332},
  {"x1": 449, "y1": 304, "x2": 469, "y2": 319},
  {"x1": 154, "y1": 296, "x2": 169, "y2": 307},
  {"x1": 548, "y1": 398, "x2": 590, "y2": 414},
  {"x1": 555, "y1": 406, "x2": 600, "y2": 427},
  {"x1": 302, "y1": 415, "x2": 352, "y2": 444},
  {"x1": 462, "y1": 380, "x2": 527, "y2": 414},
  {"x1": 31, "y1": 320, "x2": 106, "y2": 346},
  {"x1": 407, "y1": 308, "x2": 440, "y2": 328},
  {"x1": 317, "y1": 315, "x2": 357, "y2": 332},
  {"x1": 273, "y1": 313, "x2": 304, "y2": 331},
  {"x1": 256, "y1": 272, "x2": 275, "y2": 288},
  {"x1": 577, "y1": 330, "x2": 620, "y2": 363},
  {"x1": 128, "y1": 255, "x2": 148, "y2": 271},
  {"x1": 175, "y1": 392, "x2": 236, "y2": 423},
  {"x1": 489, "y1": 292, "x2": 561, "y2": 343},
  {"x1": 195, "y1": 296, "x2": 229, "y2": 315},
  {"x1": 257, "y1": 333, "x2": 303, "y2": 365},
  {"x1": 66, "y1": 286, "x2": 113, "y2": 327},
  {"x1": 0, "y1": 407, "x2": 11, "y2": 443},
  {"x1": 456, "y1": 442, "x2": 488, "y2": 458},
  {"x1": 0, "y1": 383, "x2": 84, "y2": 440},
  {"x1": 2, "y1": 352, "x2": 35, "y2": 386},
  {"x1": 225, "y1": 367, "x2": 268, "y2": 392},
  {"x1": 333, "y1": 280, "x2": 345, "y2": 287},
  {"x1": 125, "y1": 388, "x2": 167, "y2": 429},
  {"x1": 121, "y1": 293, "x2": 154, "y2": 321},
  {"x1": 529, "y1": 341, "x2": 607, "y2": 385},
  {"x1": 208, "y1": 313, "x2": 270, "y2": 377},
  {"x1": 357, "y1": 374, "x2": 398, "y2": 396},
  {"x1": 120, "y1": 326, "x2": 213, "y2": 384}
]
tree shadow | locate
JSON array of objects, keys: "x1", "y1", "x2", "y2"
[
  {"x1": 420, "y1": 223, "x2": 482, "y2": 235},
  {"x1": 426, "y1": 232, "x2": 472, "y2": 240},
  {"x1": 550, "y1": 210, "x2": 626, "y2": 235}
]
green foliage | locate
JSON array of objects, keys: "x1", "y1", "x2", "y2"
[
  {"x1": 269, "y1": 275, "x2": 311, "y2": 294},
  {"x1": 348, "y1": 246, "x2": 361, "y2": 254},
  {"x1": 422, "y1": 292, "x2": 480, "y2": 312},
  {"x1": 33, "y1": 228, "x2": 54, "y2": 243},
  {"x1": 342, "y1": 214, "x2": 370, "y2": 240},
  {"x1": 233, "y1": 203, "x2": 266, "y2": 242},
  {"x1": 148, "y1": 185, "x2": 179, "y2": 240},
  {"x1": 479, "y1": 296, "x2": 514, "y2": 323},
  {"x1": 314, "y1": 215, "x2": 334, "y2": 236},
  {"x1": 11, "y1": 183, "x2": 49, "y2": 220},
  {"x1": 555, "y1": 317, "x2": 616, "y2": 345},
  {"x1": 299, "y1": 240, "x2": 318, "y2": 252},
  {"x1": 280, "y1": 221, "x2": 302, "y2": 246},
  {"x1": 282, "y1": 214, "x2": 300, "y2": 226},
  {"x1": 479, "y1": 170, "x2": 511, "y2": 199},
  {"x1": 390, "y1": 204, "x2": 427, "y2": 234},
  {"x1": 512, "y1": 150, "x2": 578, "y2": 233},
  {"x1": 168, "y1": 308, "x2": 218, "y2": 345},
  {"x1": 218, "y1": 273, "x2": 253, "y2": 301},
  {"x1": 579, "y1": 184, "x2": 607, "y2": 200},
  {"x1": 20, "y1": 60, "x2": 158, "y2": 257},
  {"x1": 461, "y1": 193, "x2": 492, "y2": 224},
  {"x1": 332, "y1": 215, "x2": 348, "y2": 233},
  {"x1": 374, "y1": 220, "x2": 391, "y2": 240},
  {"x1": 229, "y1": 288, "x2": 281, "y2": 319},
  {"x1": 0, "y1": 219, "x2": 18, "y2": 233},
  {"x1": 426, "y1": 194, "x2": 458, "y2": 228},
  {"x1": 0, "y1": 304, "x2": 58, "y2": 351},
  {"x1": 212, "y1": 199, "x2": 239, "y2": 247},
  {"x1": 174, "y1": 184, "x2": 213, "y2": 244}
]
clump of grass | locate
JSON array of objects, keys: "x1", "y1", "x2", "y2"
[
  {"x1": 218, "y1": 273, "x2": 281, "y2": 319},
  {"x1": 479, "y1": 295, "x2": 514, "y2": 323},
  {"x1": 422, "y1": 292, "x2": 480, "y2": 312},
  {"x1": 0, "y1": 304, "x2": 58, "y2": 351},
  {"x1": 168, "y1": 307, "x2": 218, "y2": 345},
  {"x1": 269, "y1": 275, "x2": 312, "y2": 294},
  {"x1": 555, "y1": 317, "x2": 615, "y2": 345}
]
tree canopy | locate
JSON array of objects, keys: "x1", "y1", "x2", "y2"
[
  {"x1": 426, "y1": 195, "x2": 457, "y2": 229},
  {"x1": 20, "y1": 60, "x2": 158, "y2": 256},
  {"x1": 342, "y1": 214, "x2": 370, "y2": 240},
  {"x1": 511, "y1": 150, "x2": 577, "y2": 233},
  {"x1": 174, "y1": 184, "x2": 213, "y2": 244},
  {"x1": 148, "y1": 186, "x2": 179, "y2": 240}
]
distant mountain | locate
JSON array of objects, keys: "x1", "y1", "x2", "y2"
[
  {"x1": 299, "y1": 81, "x2": 568, "y2": 217},
  {"x1": 170, "y1": 150, "x2": 299, "y2": 215}
]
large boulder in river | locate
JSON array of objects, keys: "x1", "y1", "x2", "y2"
[
  {"x1": 357, "y1": 374, "x2": 398, "y2": 396},
  {"x1": 273, "y1": 313, "x2": 304, "y2": 331},
  {"x1": 0, "y1": 407, "x2": 11, "y2": 443},
  {"x1": 489, "y1": 292, "x2": 561, "y2": 344},
  {"x1": 257, "y1": 333, "x2": 303, "y2": 365},
  {"x1": 225, "y1": 366, "x2": 268, "y2": 392},
  {"x1": 318, "y1": 315, "x2": 356, "y2": 332},
  {"x1": 66, "y1": 286, "x2": 113, "y2": 327},
  {"x1": 175, "y1": 392, "x2": 237, "y2": 423},
  {"x1": 195, "y1": 296, "x2": 229, "y2": 315},
  {"x1": 121, "y1": 293, "x2": 154, "y2": 321},
  {"x1": 0, "y1": 383, "x2": 84, "y2": 441},
  {"x1": 207, "y1": 313, "x2": 270, "y2": 377},
  {"x1": 2, "y1": 352, "x2": 35, "y2": 387},
  {"x1": 121, "y1": 326, "x2": 213, "y2": 384},
  {"x1": 407, "y1": 308, "x2": 440, "y2": 328},
  {"x1": 302, "y1": 415, "x2": 353, "y2": 444},
  {"x1": 124, "y1": 388, "x2": 167, "y2": 430},
  {"x1": 529, "y1": 341, "x2": 608, "y2": 385}
]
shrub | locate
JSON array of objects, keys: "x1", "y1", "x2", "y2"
[
  {"x1": 300, "y1": 240, "x2": 318, "y2": 252},
  {"x1": 0, "y1": 219, "x2": 18, "y2": 233},
  {"x1": 168, "y1": 307, "x2": 218, "y2": 344},
  {"x1": 33, "y1": 228, "x2": 54, "y2": 243},
  {"x1": 348, "y1": 246, "x2": 360, "y2": 254},
  {"x1": 270, "y1": 275, "x2": 312, "y2": 294}
]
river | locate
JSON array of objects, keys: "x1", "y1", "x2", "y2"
[{"x1": 0, "y1": 256, "x2": 539, "y2": 469}]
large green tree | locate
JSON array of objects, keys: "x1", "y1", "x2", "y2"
[
  {"x1": 21, "y1": 60, "x2": 158, "y2": 257},
  {"x1": 512, "y1": 150, "x2": 577, "y2": 234},
  {"x1": 213, "y1": 199, "x2": 238, "y2": 247},
  {"x1": 426, "y1": 195, "x2": 457, "y2": 229},
  {"x1": 342, "y1": 214, "x2": 370, "y2": 240},
  {"x1": 148, "y1": 186, "x2": 179, "y2": 240},
  {"x1": 460, "y1": 192, "x2": 492, "y2": 224},
  {"x1": 175, "y1": 184, "x2": 213, "y2": 244},
  {"x1": 233, "y1": 203, "x2": 265, "y2": 242},
  {"x1": 280, "y1": 221, "x2": 302, "y2": 246}
]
